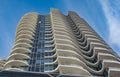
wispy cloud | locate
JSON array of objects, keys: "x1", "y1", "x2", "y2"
[{"x1": 99, "y1": 0, "x2": 120, "y2": 48}]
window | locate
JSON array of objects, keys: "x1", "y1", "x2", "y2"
[
  {"x1": 44, "y1": 52, "x2": 55, "y2": 56},
  {"x1": 44, "y1": 58, "x2": 53, "y2": 63},
  {"x1": 44, "y1": 47, "x2": 53, "y2": 50},
  {"x1": 44, "y1": 65, "x2": 54, "y2": 71},
  {"x1": 37, "y1": 48, "x2": 43, "y2": 52},
  {"x1": 35, "y1": 60, "x2": 41, "y2": 64},
  {"x1": 29, "y1": 15, "x2": 53, "y2": 72}
]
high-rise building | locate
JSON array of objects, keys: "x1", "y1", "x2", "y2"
[{"x1": 0, "y1": 8, "x2": 120, "y2": 77}]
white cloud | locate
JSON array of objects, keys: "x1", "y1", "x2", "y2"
[{"x1": 99, "y1": 0, "x2": 120, "y2": 47}]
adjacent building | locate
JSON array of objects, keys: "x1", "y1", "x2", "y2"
[
  {"x1": 0, "y1": 59, "x2": 6, "y2": 71},
  {"x1": 0, "y1": 8, "x2": 120, "y2": 77}
]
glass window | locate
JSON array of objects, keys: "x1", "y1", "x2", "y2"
[
  {"x1": 44, "y1": 47, "x2": 53, "y2": 50},
  {"x1": 44, "y1": 58, "x2": 53, "y2": 63},
  {"x1": 37, "y1": 48, "x2": 43, "y2": 52},
  {"x1": 44, "y1": 65, "x2": 54, "y2": 71},
  {"x1": 35, "y1": 60, "x2": 41, "y2": 64},
  {"x1": 29, "y1": 15, "x2": 52, "y2": 72}
]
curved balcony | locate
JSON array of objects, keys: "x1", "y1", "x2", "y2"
[
  {"x1": 17, "y1": 25, "x2": 35, "y2": 32},
  {"x1": 10, "y1": 47, "x2": 31, "y2": 54},
  {"x1": 55, "y1": 42, "x2": 120, "y2": 74},
  {"x1": 58, "y1": 56, "x2": 86, "y2": 68},
  {"x1": 3, "y1": 12, "x2": 38, "y2": 71},
  {"x1": 5, "y1": 67, "x2": 24, "y2": 72},
  {"x1": 18, "y1": 17, "x2": 38, "y2": 25},
  {"x1": 16, "y1": 30, "x2": 34, "y2": 38},
  {"x1": 15, "y1": 38, "x2": 33, "y2": 44},
  {"x1": 78, "y1": 37, "x2": 106, "y2": 48},
  {"x1": 59, "y1": 65, "x2": 91, "y2": 76},
  {"x1": 13, "y1": 43, "x2": 32, "y2": 49},
  {"x1": 20, "y1": 19, "x2": 37, "y2": 24},
  {"x1": 8, "y1": 53, "x2": 30, "y2": 61},
  {"x1": 15, "y1": 34, "x2": 33, "y2": 42},
  {"x1": 86, "y1": 60, "x2": 120, "y2": 75},
  {"x1": 0, "y1": 59, "x2": 6, "y2": 71},
  {"x1": 79, "y1": 47, "x2": 114, "y2": 61},
  {"x1": 0, "y1": 63, "x2": 3, "y2": 67},
  {"x1": 17, "y1": 23, "x2": 36, "y2": 31},
  {"x1": 19, "y1": 16, "x2": 37, "y2": 21},
  {"x1": 0, "y1": 60, "x2": 6, "y2": 64},
  {"x1": 108, "y1": 67, "x2": 120, "y2": 77},
  {"x1": 4, "y1": 60, "x2": 29, "y2": 69},
  {"x1": 15, "y1": 34, "x2": 34, "y2": 42}
]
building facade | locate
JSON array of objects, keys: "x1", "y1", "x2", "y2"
[
  {"x1": 0, "y1": 59, "x2": 6, "y2": 71},
  {"x1": 0, "y1": 8, "x2": 120, "y2": 77}
]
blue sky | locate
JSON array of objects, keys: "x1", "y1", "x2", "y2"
[{"x1": 0, "y1": 0, "x2": 120, "y2": 58}]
